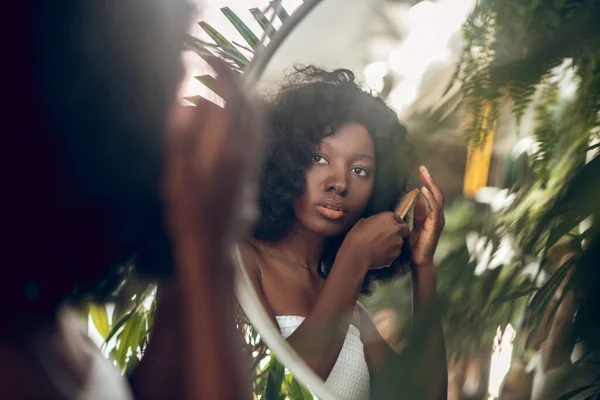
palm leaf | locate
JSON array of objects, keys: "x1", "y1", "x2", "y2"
[
  {"x1": 220, "y1": 7, "x2": 261, "y2": 50},
  {"x1": 271, "y1": 1, "x2": 290, "y2": 22},
  {"x1": 250, "y1": 8, "x2": 277, "y2": 39},
  {"x1": 198, "y1": 21, "x2": 249, "y2": 68}
]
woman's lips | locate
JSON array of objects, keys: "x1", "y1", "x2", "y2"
[{"x1": 316, "y1": 205, "x2": 345, "y2": 220}]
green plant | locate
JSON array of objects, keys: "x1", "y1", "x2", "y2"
[{"x1": 448, "y1": 0, "x2": 600, "y2": 397}]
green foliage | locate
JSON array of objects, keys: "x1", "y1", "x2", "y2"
[
  {"x1": 89, "y1": 304, "x2": 110, "y2": 339},
  {"x1": 86, "y1": 277, "x2": 156, "y2": 374},
  {"x1": 531, "y1": 78, "x2": 561, "y2": 180},
  {"x1": 451, "y1": 5, "x2": 600, "y2": 394},
  {"x1": 450, "y1": 0, "x2": 600, "y2": 143},
  {"x1": 185, "y1": 2, "x2": 301, "y2": 78},
  {"x1": 435, "y1": 200, "x2": 531, "y2": 358}
]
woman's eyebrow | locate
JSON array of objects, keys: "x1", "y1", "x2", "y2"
[{"x1": 356, "y1": 153, "x2": 374, "y2": 161}]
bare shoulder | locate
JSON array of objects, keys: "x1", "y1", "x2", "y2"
[
  {"x1": 237, "y1": 239, "x2": 279, "y2": 321},
  {"x1": 238, "y1": 238, "x2": 262, "y2": 276}
]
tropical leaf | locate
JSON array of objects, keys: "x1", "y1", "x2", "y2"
[
  {"x1": 115, "y1": 311, "x2": 142, "y2": 368},
  {"x1": 529, "y1": 256, "x2": 574, "y2": 314},
  {"x1": 198, "y1": 21, "x2": 250, "y2": 68},
  {"x1": 250, "y1": 8, "x2": 277, "y2": 39},
  {"x1": 220, "y1": 7, "x2": 261, "y2": 50},
  {"x1": 89, "y1": 304, "x2": 110, "y2": 339},
  {"x1": 264, "y1": 357, "x2": 285, "y2": 400},
  {"x1": 492, "y1": 287, "x2": 539, "y2": 304},
  {"x1": 271, "y1": 1, "x2": 290, "y2": 22},
  {"x1": 545, "y1": 154, "x2": 600, "y2": 248},
  {"x1": 105, "y1": 307, "x2": 136, "y2": 346}
]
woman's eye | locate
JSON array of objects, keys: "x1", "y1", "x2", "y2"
[
  {"x1": 352, "y1": 167, "x2": 368, "y2": 177},
  {"x1": 312, "y1": 155, "x2": 328, "y2": 164}
]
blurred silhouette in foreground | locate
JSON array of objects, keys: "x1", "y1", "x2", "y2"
[{"x1": 2, "y1": 1, "x2": 260, "y2": 399}]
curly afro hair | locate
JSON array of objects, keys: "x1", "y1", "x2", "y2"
[
  {"x1": 253, "y1": 66, "x2": 415, "y2": 294},
  {"x1": 4, "y1": 0, "x2": 192, "y2": 328}
]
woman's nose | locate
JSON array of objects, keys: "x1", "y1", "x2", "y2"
[{"x1": 324, "y1": 168, "x2": 348, "y2": 196}]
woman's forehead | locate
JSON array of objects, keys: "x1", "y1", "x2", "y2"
[{"x1": 318, "y1": 123, "x2": 375, "y2": 156}]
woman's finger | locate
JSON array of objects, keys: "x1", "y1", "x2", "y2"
[
  {"x1": 420, "y1": 186, "x2": 440, "y2": 223},
  {"x1": 398, "y1": 223, "x2": 410, "y2": 238},
  {"x1": 413, "y1": 196, "x2": 427, "y2": 228},
  {"x1": 419, "y1": 165, "x2": 444, "y2": 208}
]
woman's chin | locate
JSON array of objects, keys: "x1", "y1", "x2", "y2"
[{"x1": 310, "y1": 221, "x2": 350, "y2": 237}]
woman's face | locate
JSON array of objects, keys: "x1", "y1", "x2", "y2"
[{"x1": 293, "y1": 123, "x2": 375, "y2": 237}]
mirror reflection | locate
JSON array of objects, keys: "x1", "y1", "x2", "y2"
[
  {"x1": 222, "y1": 0, "x2": 600, "y2": 399},
  {"x1": 241, "y1": 64, "x2": 445, "y2": 400}
]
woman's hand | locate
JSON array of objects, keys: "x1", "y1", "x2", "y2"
[
  {"x1": 340, "y1": 212, "x2": 410, "y2": 271},
  {"x1": 164, "y1": 57, "x2": 262, "y2": 246},
  {"x1": 409, "y1": 166, "x2": 445, "y2": 268},
  {"x1": 160, "y1": 57, "x2": 259, "y2": 400}
]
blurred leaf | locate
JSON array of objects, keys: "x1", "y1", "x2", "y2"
[
  {"x1": 105, "y1": 308, "x2": 134, "y2": 346},
  {"x1": 271, "y1": 1, "x2": 290, "y2": 22},
  {"x1": 546, "y1": 155, "x2": 600, "y2": 248},
  {"x1": 493, "y1": 287, "x2": 538, "y2": 303},
  {"x1": 530, "y1": 256, "x2": 574, "y2": 313},
  {"x1": 198, "y1": 21, "x2": 249, "y2": 68},
  {"x1": 220, "y1": 7, "x2": 261, "y2": 49},
  {"x1": 116, "y1": 312, "x2": 142, "y2": 368},
  {"x1": 289, "y1": 376, "x2": 313, "y2": 400},
  {"x1": 479, "y1": 268, "x2": 503, "y2": 306},
  {"x1": 111, "y1": 302, "x2": 130, "y2": 328},
  {"x1": 125, "y1": 354, "x2": 141, "y2": 376},
  {"x1": 250, "y1": 8, "x2": 277, "y2": 39},
  {"x1": 264, "y1": 357, "x2": 285, "y2": 400},
  {"x1": 89, "y1": 304, "x2": 110, "y2": 339}
]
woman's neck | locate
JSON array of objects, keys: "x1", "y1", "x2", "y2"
[{"x1": 270, "y1": 222, "x2": 326, "y2": 275}]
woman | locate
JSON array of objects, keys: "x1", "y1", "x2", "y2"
[
  {"x1": 1, "y1": 1, "x2": 258, "y2": 398},
  {"x1": 241, "y1": 66, "x2": 447, "y2": 399}
]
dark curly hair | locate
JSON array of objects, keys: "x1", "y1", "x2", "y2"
[
  {"x1": 4, "y1": 0, "x2": 192, "y2": 329},
  {"x1": 253, "y1": 66, "x2": 415, "y2": 294}
]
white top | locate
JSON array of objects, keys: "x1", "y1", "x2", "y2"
[
  {"x1": 276, "y1": 315, "x2": 370, "y2": 400},
  {"x1": 30, "y1": 306, "x2": 133, "y2": 400}
]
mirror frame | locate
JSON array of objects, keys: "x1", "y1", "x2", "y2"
[{"x1": 235, "y1": 1, "x2": 339, "y2": 398}]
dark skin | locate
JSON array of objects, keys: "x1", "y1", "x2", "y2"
[{"x1": 242, "y1": 122, "x2": 447, "y2": 399}]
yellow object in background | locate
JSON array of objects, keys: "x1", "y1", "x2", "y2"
[{"x1": 463, "y1": 105, "x2": 496, "y2": 198}]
